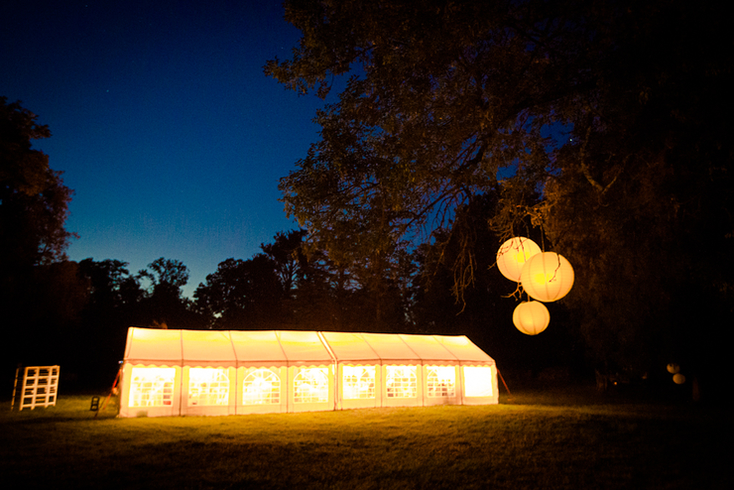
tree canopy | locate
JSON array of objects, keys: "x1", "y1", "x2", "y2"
[
  {"x1": 2, "y1": 97, "x2": 78, "y2": 375},
  {"x1": 268, "y1": 0, "x2": 734, "y2": 384},
  {"x1": 1, "y1": 97, "x2": 75, "y2": 274}
]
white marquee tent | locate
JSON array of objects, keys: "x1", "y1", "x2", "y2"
[{"x1": 119, "y1": 327, "x2": 498, "y2": 417}]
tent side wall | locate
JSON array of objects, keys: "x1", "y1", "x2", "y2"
[
  {"x1": 119, "y1": 363, "x2": 182, "y2": 418},
  {"x1": 288, "y1": 364, "x2": 335, "y2": 413},
  {"x1": 337, "y1": 363, "x2": 381, "y2": 410},
  {"x1": 380, "y1": 363, "x2": 425, "y2": 407},
  {"x1": 180, "y1": 366, "x2": 237, "y2": 416},
  {"x1": 336, "y1": 361, "x2": 499, "y2": 409},
  {"x1": 236, "y1": 365, "x2": 289, "y2": 415},
  {"x1": 460, "y1": 364, "x2": 499, "y2": 405},
  {"x1": 421, "y1": 363, "x2": 461, "y2": 407}
]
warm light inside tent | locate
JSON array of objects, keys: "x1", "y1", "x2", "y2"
[
  {"x1": 130, "y1": 367, "x2": 175, "y2": 407},
  {"x1": 520, "y1": 252, "x2": 575, "y2": 302},
  {"x1": 426, "y1": 366, "x2": 456, "y2": 397},
  {"x1": 512, "y1": 301, "x2": 551, "y2": 335},
  {"x1": 463, "y1": 366, "x2": 493, "y2": 397},
  {"x1": 120, "y1": 328, "x2": 499, "y2": 417},
  {"x1": 386, "y1": 366, "x2": 418, "y2": 398},
  {"x1": 242, "y1": 368, "x2": 281, "y2": 405},
  {"x1": 496, "y1": 237, "x2": 542, "y2": 282},
  {"x1": 343, "y1": 366, "x2": 376, "y2": 399},
  {"x1": 188, "y1": 368, "x2": 230, "y2": 406},
  {"x1": 294, "y1": 368, "x2": 329, "y2": 403}
]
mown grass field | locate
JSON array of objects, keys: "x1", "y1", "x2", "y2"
[{"x1": 1, "y1": 388, "x2": 728, "y2": 489}]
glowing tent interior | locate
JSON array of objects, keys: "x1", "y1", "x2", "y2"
[{"x1": 118, "y1": 327, "x2": 499, "y2": 417}]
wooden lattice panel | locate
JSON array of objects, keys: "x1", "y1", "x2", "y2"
[{"x1": 16, "y1": 366, "x2": 60, "y2": 410}]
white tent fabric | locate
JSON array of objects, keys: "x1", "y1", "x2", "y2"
[{"x1": 119, "y1": 327, "x2": 498, "y2": 417}]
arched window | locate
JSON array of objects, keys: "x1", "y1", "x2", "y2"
[
  {"x1": 343, "y1": 366, "x2": 375, "y2": 399},
  {"x1": 130, "y1": 367, "x2": 175, "y2": 407},
  {"x1": 243, "y1": 368, "x2": 281, "y2": 405},
  {"x1": 386, "y1": 366, "x2": 417, "y2": 398},
  {"x1": 426, "y1": 366, "x2": 455, "y2": 398},
  {"x1": 293, "y1": 368, "x2": 329, "y2": 403},
  {"x1": 188, "y1": 368, "x2": 229, "y2": 406}
]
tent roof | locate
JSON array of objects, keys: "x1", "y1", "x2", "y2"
[{"x1": 123, "y1": 327, "x2": 495, "y2": 366}]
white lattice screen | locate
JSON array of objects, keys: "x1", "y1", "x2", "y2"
[{"x1": 12, "y1": 366, "x2": 60, "y2": 411}]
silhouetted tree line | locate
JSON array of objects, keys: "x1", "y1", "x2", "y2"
[
  {"x1": 6, "y1": 96, "x2": 548, "y2": 390},
  {"x1": 5, "y1": 221, "x2": 576, "y2": 390},
  {"x1": 0, "y1": 94, "x2": 655, "y2": 394}
]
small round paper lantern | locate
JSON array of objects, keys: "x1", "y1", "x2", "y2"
[
  {"x1": 520, "y1": 252, "x2": 575, "y2": 302},
  {"x1": 666, "y1": 363, "x2": 680, "y2": 374},
  {"x1": 496, "y1": 237, "x2": 541, "y2": 282},
  {"x1": 512, "y1": 301, "x2": 550, "y2": 335},
  {"x1": 673, "y1": 373, "x2": 686, "y2": 384}
]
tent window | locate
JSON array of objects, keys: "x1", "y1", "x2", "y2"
[
  {"x1": 294, "y1": 368, "x2": 329, "y2": 403},
  {"x1": 130, "y1": 367, "x2": 175, "y2": 407},
  {"x1": 426, "y1": 366, "x2": 456, "y2": 398},
  {"x1": 386, "y1": 366, "x2": 417, "y2": 398},
  {"x1": 188, "y1": 368, "x2": 229, "y2": 406},
  {"x1": 343, "y1": 366, "x2": 375, "y2": 400},
  {"x1": 464, "y1": 366, "x2": 493, "y2": 397},
  {"x1": 243, "y1": 368, "x2": 281, "y2": 405}
]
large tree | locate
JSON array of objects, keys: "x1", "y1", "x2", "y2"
[
  {"x1": 137, "y1": 258, "x2": 202, "y2": 329},
  {"x1": 1, "y1": 97, "x2": 75, "y2": 279},
  {"x1": 268, "y1": 1, "x2": 733, "y2": 388},
  {"x1": 1, "y1": 97, "x2": 77, "y2": 377},
  {"x1": 261, "y1": 229, "x2": 308, "y2": 299},
  {"x1": 195, "y1": 255, "x2": 284, "y2": 330}
]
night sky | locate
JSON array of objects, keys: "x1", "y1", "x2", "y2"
[{"x1": 1, "y1": 0, "x2": 326, "y2": 297}]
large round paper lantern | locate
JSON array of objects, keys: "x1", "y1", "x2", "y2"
[
  {"x1": 496, "y1": 237, "x2": 541, "y2": 282},
  {"x1": 666, "y1": 363, "x2": 680, "y2": 374},
  {"x1": 673, "y1": 373, "x2": 686, "y2": 385},
  {"x1": 520, "y1": 252, "x2": 575, "y2": 302},
  {"x1": 512, "y1": 301, "x2": 550, "y2": 335}
]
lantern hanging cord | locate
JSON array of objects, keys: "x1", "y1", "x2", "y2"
[
  {"x1": 540, "y1": 228, "x2": 546, "y2": 252},
  {"x1": 501, "y1": 282, "x2": 525, "y2": 302}
]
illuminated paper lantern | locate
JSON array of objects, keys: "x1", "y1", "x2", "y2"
[
  {"x1": 496, "y1": 237, "x2": 541, "y2": 282},
  {"x1": 673, "y1": 373, "x2": 686, "y2": 384},
  {"x1": 666, "y1": 363, "x2": 680, "y2": 374},
  {"x1": 520, "y1": 252, "x2": 575, "y2": 302},
  {"x1": 512, "y1": 301, "x2": 550, "y2": 335}
]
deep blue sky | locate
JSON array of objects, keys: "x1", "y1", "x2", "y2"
[{"x1": 2, "y1": 1, "x2": 326, "y2": 297}]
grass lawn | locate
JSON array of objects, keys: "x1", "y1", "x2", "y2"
[{"x1": 1, "y1": 387, "x2": 728, "y2": 489}]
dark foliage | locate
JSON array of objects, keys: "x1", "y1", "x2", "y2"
[{"x1": 268, "y1": 0, "x2": 734, "y2": 395}]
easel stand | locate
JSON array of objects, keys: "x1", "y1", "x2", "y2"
[{"x1": 94, "y1": 367, "x2": 121, "y2": 417}]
